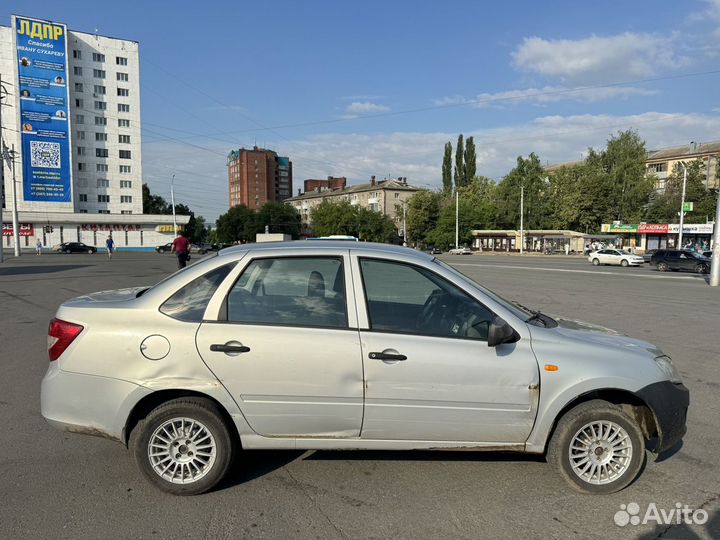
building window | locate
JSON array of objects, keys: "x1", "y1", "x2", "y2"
[
  {"x1": 93, "y1": 69, "x2": 106, "y2": 79},
  {"x1": 73, "y1": 50, "x2": 82, "y2": 59},
  {"x1": 117, "y1": 88, "x2": 129, "y2": 97},
  {"x1": 73, "y1": 66, "x2": 82, "y2": 76},
  {"x1": 649, "y1": 162, "x2": 667, "y2": 173},
  {"x1": 96, "y1": 148, "x2": 109, "y2": 158},
  {"x1": 98, "y1": 210, "x2": 110, "y2": 214},
  {"x1": 95, "y1": 133, "x2": 108, "y2": 142},
  {"x1": 98, "y1": 194, "x2": 110, "y2": 203},
  {"x1": 96, "y1": 163, "x2": 108, "y2": 172},
  {"x1": 76, "y1": 131, "x2": 85, "y2": 140},
  {"x1": 394, "y1": 193, "x2": 400, "y2": 198},
  {"x1": 97, "y1": 178, "x2": 110, "y2": 188},
  {"x1": 77, "y1": 162, "x2": 85, "y2": 171},
  {"x1": 93, "y1": 85, "x2": 106, "y2": 95},
  {"x1": 120, "y1": 165, "x2": 131, "y2": 173},
  {"x1": 95, "y1": 116, "x2": 107, "y2": 126},
  {"x1": 79, "y1": 194, "x2": 88, "y2": 202},
  {"x1": 77, "y1": 178, "x2": 88, "y2": 187},
  {"x1": 119, "y1": 134, "x2": 130, "y2": 144},
  {"x1": 74, "y1": 82, "x2": 83, "y2": 92},
  {"x1": 121, "y1": 195, "x2": 132, "y2": 203},
  {"x1": 92, "y1": 53, "x2": 105, "y2": 62},
  {"x1": 121, "y1": 210, "x2": 132, "y2": 214},
  {"x1": 77, "y1": 146, "x2": 86, "y2": 156},
  {"x1": 94, "y1": 101, "x2": 106, "y2": 111},
  {"x1": 75, "y1": 98, "x2": 83, "y2": 108},
  {"x1": 75, "y1": 114, "x2": 84, "y2": 124},
  {"x1": 119, "y1": 150, "x2": 132, "y2": 159},
  {"x1": 79, "y1": 209, "x2": 88, "y2": 214},
  {"x1": 118, "y1": 119, "x2": 130, "y2": 127},
  {"x1": 116, "y1": 56, "x2": 128, "y2": 65},
  {"x1": 117, "y1": 72, "x2": 128, "y2": 82},
  {"x1": 120, "y1": 180, "x2": 132, "y2": 188},
  {"x1": 117, "y1": 104, "x2": 130, "y2": 113}
]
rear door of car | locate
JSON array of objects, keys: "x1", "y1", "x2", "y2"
[{"x1": 195, "y1": 250, "x2": 365, "y2": 438}]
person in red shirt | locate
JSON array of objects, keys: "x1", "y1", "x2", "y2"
[{"x1": 171, "y1": 232, "x2": 191, "y2": 269}]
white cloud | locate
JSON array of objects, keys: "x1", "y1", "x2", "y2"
[
  {"x1": 346, "y1": 101, "x2": 390, "y2": 114},
  {"x1": 512, "y1": 33, "x2": 688, "y2": 83},
  {"x1": 142, "y1": 112, "x2": 720, "y2": 223},
  {"x1": 433, "y1": 85, "x2": 656, "y2": 108}
]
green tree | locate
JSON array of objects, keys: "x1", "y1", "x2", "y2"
[
  {"x1": 215, "y1": 204, "x2": 257, "y2": 244},
  {"x1": 256, "y1": 202, "x2": 301, "y2": 238},
  {"x1": 463, "y1": 136, "x2": 476, "y2": 185},
  {"x1": 310, "y1": 200, "x2": 395, "y2": 242},
  {"x1": 442, "y1": 142, "x2": 453, "y2": 195},
  {"x1": 454, "y1": 134, "x2": 464, "y2": 191},
  {"x1": 142, "y1": 183, "x2": 169, "y2": 214},
  {"x1": 357, "y1": 207, "x2": 396, "y2": 243},
  {"x1": 495, "y1": 153, "x2": 548, "y2": 229},
  {"x1": 406, "y1": 190, "x2": 442, "y2": 245},
  {"x1": 645, "y1": 160, "x2": 717, "y2": 224}
]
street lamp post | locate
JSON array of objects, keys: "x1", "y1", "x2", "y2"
[
  {"x1": 402, "y1": 201, "x2": 407, "y2": 247},
  {"x1": 711, "y1": 186, "x2": 720, "y2": 287},
  {"x1": 678, "y1": 164, "x2": 687, "y2": 250},
  {"x1": 170, "y1": 174, "x2": 177, "y2": 237},
  {"x1": 455, "y1": 190, "x2": 459, "y2": 249},
  {"x1": 520, "y1": 185, "x2": 524, "y2": 254}
]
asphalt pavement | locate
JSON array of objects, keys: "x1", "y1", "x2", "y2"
[{"x1": 1, "y1": 251, "x2": 718, "y2": 540}]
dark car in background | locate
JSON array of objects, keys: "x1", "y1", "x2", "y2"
[
  {"x1": 155, "y1": 243, "x2": 173, "y2": 254},
  {"x1": 53, "y1": 242, "x2": 97, "y2": 254},
  {"x1": 642, "y1": 249, "x2": 658, "y2": 263},
  {"x1": 650, "y1": 249, "x2": 711, "y2": 274}
]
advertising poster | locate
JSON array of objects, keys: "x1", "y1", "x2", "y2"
[{"x1": 13, "y1": 15, "x2": 73, "y2": 202}]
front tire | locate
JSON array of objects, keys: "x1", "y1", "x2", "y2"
[
  {"x1": 620, "y1": 259, "x2": 629, "y2": 267},
  {"x1": 592, "y1": 258, "x2": 600, "y2": 266},
  {"x1": 657, "y1": 262, "x2": 669, "y2": 272},
  {"x1": 547, "y1": 400, "x2": 646, "y2": 494},
  {"x1": 129, "y1": 397, "x2": 235, "y2": 495},
  {"x1": 696, "y1": 264, "x2": 708, "y2": 274}
]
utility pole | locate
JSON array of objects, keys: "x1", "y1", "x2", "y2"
[
  {"x1": 9, "y1": 144, "x2": 19, "y2": 256},
  {"x1": 402, "y1": 201, "x2": 407, "y2": 247},
  {"x1": 710, "y1": 185, "x2": 720, "y2": 287},
  {"x1": 0, "y1": 73, "x2": 5, "y2": 263},
  {"x1": 678, "y1": 164, "x2": 687, "y2": 250},
  {"x1": 170, "y1": 174, "x2": 177, "y2": 237},
  {"x1": 520, "y1": 185, "x2": 524, "y2": 254},
  {"x1": 455, "y1": 190, "x2": 459, "y2": 249}
]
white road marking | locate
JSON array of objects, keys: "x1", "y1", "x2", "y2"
[{"x1": 451, "y1": 262, "x2": 704, "y2": 280}]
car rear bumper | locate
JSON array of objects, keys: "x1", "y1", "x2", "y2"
[
  {"x1": 636, "y1": 381, "x2": 690, "y2": 454},
  {"x1": 41, "y1": 363, "x2": 150, "y2": 442}
]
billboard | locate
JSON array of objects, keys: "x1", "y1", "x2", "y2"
[{"x1": 13, "y1": 15, "x2": 72, "y2": 202}]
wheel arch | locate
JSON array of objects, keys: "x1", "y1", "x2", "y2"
[
  {"x1": 122, "y1": 389, "x2": 241, "y2": 448},
  {"x1": 535, "y1": 388, "x2": 657, "y2": 454}
]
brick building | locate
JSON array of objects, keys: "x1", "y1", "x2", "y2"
[
  {"x1": 303, "y1": 176, "x2": 347, "y2": 193},
  {"x1": 227, "y1": 146, "x2": 292, "y2": 209}
]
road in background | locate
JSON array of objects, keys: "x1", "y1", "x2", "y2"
[{"x1": 1, "y1": 252, "x2": 718, "y2": 540}]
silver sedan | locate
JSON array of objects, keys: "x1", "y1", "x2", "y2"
[
  {"x1": 588, "y1": 249, "x2": 645, "y2": 267},
  {"x1": 42, "y1": 241, "x2": 688, "y2": 495}
]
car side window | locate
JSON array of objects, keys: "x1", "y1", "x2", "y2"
[
  {"x1": 226, "y1": 257, "x2": 347, "y2": 328},
  {"x1": 160, "y1": 263, "x2": 236, "y2": 321},
  {"x1": 359, "y1": 258, "x2": 494, "y2": 341}
]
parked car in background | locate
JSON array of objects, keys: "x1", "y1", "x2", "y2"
[
  {"x1": 448, "y1": 246, "x2": 472, "y2": 255},
  {"x1": 155, "y1": 243, "x2": 173, "y2": 254},
  {"x1": 53, "y1": 242, "x2": 97, "y2": 254},
  {"x1": 428, "y1": 247, "x2": 442, "y2": 255},
  {"x1": 642, "y1": 249, "x2": 658, "y2": 263},
  {"x1": 41, "y1": 241, "x2": 688, "y2": 496},
  {"x1": 588, "y1": 249, "x2": 644, "y2": 267},
  {"x1": 702, "y1": 250, "x2": 713, "y2": 259},
  {"x1": 650, "y1": 250, "x2": 711, "y2": 274}
]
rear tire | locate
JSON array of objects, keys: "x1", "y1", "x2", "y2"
[
  {"x1": 548, "y1": 400, "x2": 646, "y2": 494},
  {"x1": 657, "y1": 262, "x2": 669, "y2": 272},
  {"x1": 592, "y1": 258, "x2": 600, "y2": 266},
  {"x1": 129, "y1": 397, "x2": 235, "y2": 495}
]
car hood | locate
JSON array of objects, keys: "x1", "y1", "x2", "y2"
[{"x1": 551, "y1": 317, "x2": 663, "y2": 356}]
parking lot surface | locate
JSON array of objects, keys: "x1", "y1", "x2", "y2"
[{"x1": 1, "y1": 251, "x2": 718, "y2": 540}]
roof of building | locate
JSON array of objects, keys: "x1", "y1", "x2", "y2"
[
  {"x1": 286, "y1": 179, "x2": 421, "y2": 202},
  {"x1": 645, "y1": 140, "x2": 720, "y2": 161},
  {"x1": 16, "y1": 212, "x2": 190, "y2": 225},
  {"x1": 543, "y1": 160, "x2": 585, "y2": 173}
]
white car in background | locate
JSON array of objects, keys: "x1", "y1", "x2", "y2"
[
  {"x1": 448, "y1": 246, "x2": 472, "y2": 255},
  {"x1": 588, "y1": 249, "x2": 644, "y2": 267}
]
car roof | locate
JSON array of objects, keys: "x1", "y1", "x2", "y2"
[{"x1": 218, "y1": 240, "x2": 434, "y2": 261}]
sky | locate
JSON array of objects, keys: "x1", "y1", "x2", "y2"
[{"x1": 4, "y1": 0, "x2": 720, "y2": 222}]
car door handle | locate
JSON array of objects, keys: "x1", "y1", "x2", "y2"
[
  {"x1": 368, "y1": 352, "x2": 407, "y2": 361},
  {"x1": 210, "y1": 343, "x2": 250, "y2": 354}
]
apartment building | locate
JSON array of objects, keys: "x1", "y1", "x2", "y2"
[{"x1": 227, "y1": 146, "x2": 292, "y2": 209}]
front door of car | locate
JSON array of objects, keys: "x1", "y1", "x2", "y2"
[
  {"x1": 352, "y1": 256, "x2": 540, "y2": 443},
  {"x1": 196, "y1": 254, "x2": 365, "y2": 438}
]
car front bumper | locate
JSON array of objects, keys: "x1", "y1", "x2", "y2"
[
  {"x1": 41, "y1": 362, "x2": 151, "y2": 442},
  {"x1": 636, "y1": 381, "x2": 690, "y2": 453}
]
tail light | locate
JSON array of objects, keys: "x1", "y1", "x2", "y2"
[{"x1": 48, "y1": 318, "x2": 84, "y2": 361}]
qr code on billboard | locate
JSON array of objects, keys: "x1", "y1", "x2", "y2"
[{"x1": 30, "y1": 141, "x2": 61, "y2": 169}]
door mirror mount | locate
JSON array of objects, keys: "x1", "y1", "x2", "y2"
[{"x1": 488, "y1": 316, "x2": 520, "y2": 347}]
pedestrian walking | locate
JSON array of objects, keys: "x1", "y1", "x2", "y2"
[
  {"x1": 171, "y1": 232, "x2": 190, "y2": 269},
  {"x1": 105, "y1": 236, "x2": 115, "y2": 259}
]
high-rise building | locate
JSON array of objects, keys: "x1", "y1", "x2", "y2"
[
  {"x1": 227, "y1": 146, "x2": 292, "y2": 209},
  {"x1": 0, "y1": 15, "x2": 184, "y2": 251}
]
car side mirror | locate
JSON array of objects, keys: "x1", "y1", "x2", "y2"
[{"x1": 488, "y1": 316, "x2": 520, "y2": 347}]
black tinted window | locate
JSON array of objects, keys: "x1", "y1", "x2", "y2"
[
  {"x1": 227, "y1": 257, "x2": 347, "y2": 328},
  {"x1": 360, "y1": 259, "x2": 494, "y2": 341},
  {"x1": 160, "y1": 263, "x2": 235, "y2": 321}
]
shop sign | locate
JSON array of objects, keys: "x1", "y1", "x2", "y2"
[
  {"x1": 155, "y1": 225, "x2": 183, "y2": 233},
  {"x1": 2, "y1": 223, "x2": 34, "y2": 236},
  {"x1": 607, "y1": 224, "x2": 638, "y2": 233},
  {"x1": 80, "y1": 224, "x2": 140, "y2": 232},
  {"x1": 638, "y1": 223, "x2": 669, "y2": 234},
  {"x1": 667, "y1": 223, "x2": 714, "y2": 234}
]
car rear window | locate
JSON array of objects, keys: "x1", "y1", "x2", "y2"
[{"x1": 160, "y1": 262, "x2": 236, "y2": 321}]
